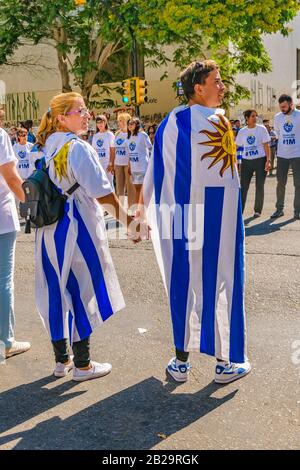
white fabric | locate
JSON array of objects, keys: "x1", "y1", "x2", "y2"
[
  {"x1": 127, "y1": 131, "x2": 152, "y2": 173},
  {"x1": 0, "y1": 128, "x2": 20, "y2": 235},
  {"x1": 143, "y1": 104, "x2": 247, "y2": 363},
  {"x1": 92, "y1": 131, "x2": 115, "y2": 171},
  {"x1": 13, "y1": 142, "x2": 34, "y2": 179},
  {"x1": 114, "y1": 131, "x2": 129, "y2": 166},
  {"x1": 35, "y1": 132, "x2": 124, "y2": 343},
  {"x1": 235, "y1": 125, "x2": 270, "y2": 160},
  {"x1": 274, "y1": 109, "x2": 300, "y2": 158}
]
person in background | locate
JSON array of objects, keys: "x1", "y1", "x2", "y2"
[
  {"x1": 0, "y1": 127, "x2": 31, "y2": 360},
  {"x1": 0, "y1": 109, "x2": 5, "y2": 129},
  {"x1": 236, "y1": 109, "x2": 271, "y2": 217},
  {"x1": 271, "y1": 94, "x2": 300, "y2": 219},
  {"x1": 127, "y1": 117, "x2": 152, "y2": 209},
  {"x1": 92, "y1": 115, "x2": 115, "y2": 187},
  {"x1": 234, "y1": 119, "x2": 241, "y2": 135},
  {"x1": 263, "y1": 119, "x2": 278, "y2": 177},
  {"x1": 9, "y1": 127, "x2": 17, "y2": 145},
  {"x1": 21, "y1": 120, "x2": 36, "y2": 144},
  {"x1": 114, "y1": 112, "x2": 135, "y2": 212},
  {"x1": 147, "y1": 124, "x2": 157, "y2": 145},
  {"x1": 13, "y1": 128, "x2": 34, "y2": 180}
]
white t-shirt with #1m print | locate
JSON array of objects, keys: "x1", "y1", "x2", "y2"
[
  {"x1": 0, "y1": 128, "x2": 20, "y2": 235},
  {"x1": 274, "y1": 109, "x2": 300, "y2": 159},
  {"x1": 235, "y1": 124, "x2": 270, "y2": 160}
]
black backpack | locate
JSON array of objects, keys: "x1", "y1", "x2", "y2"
[{"x1": 20, "y1": 167, "x2": 79, "y2": 233}]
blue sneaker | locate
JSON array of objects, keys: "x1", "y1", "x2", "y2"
[
  {"x1": 166, "y1": 357, "x2": 190, "y2": 382},
  {"x1": 215, "y1": 361, "x2": 251, "y2": 384}
]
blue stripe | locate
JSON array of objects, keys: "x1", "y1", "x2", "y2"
[
  {"x1": 66, "y1": 270, "x2": 92, "y2": 340},
  {"x1": 54, "y1": 202, "x2": 70, "y2": 275},
  {"x1": 229, "y1": 192, "x2": 245, "y2": 362},
  {"x1": 169, "y1": 108, "x2": 192, "y2": 351},
  {"x1": 41, "y1": 234, "x2": 64, "y2": 341},
  {"x1": 153, "y1": 114, "x2": 169, "y2": 205},
  {"x1": 73, "y1": 200, "x2": 113, "y2": 321},
  {"x1": 200, "y1": 187, "x2": 224, "y2": 357}
]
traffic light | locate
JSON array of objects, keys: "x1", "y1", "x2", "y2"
[
  {"x1": 122, "y1": 78, "x2": 132, "y2": 105},
  {"x1": 135, "y1": 77, "x2": 148, "y2": 105}
]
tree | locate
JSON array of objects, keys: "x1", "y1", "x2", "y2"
[{"x1": 0, "y1": 0, "x2": 299, "y2": 106}]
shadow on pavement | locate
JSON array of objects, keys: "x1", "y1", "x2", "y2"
[
  {"x1": 245, "y1": 217, "x2": 295, "y2": 236},
  {"x1": 0, "y1": 375, "x2": 86, "y2": 435},
  {"x1": 0, "y1": 377, "x2": 237, "y2": 450}
]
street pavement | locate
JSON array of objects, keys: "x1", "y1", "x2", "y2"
[{"x1": 1, "y1": 174, "x2": 300, "y2": 450}]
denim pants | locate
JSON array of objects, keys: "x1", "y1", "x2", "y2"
[{"x1": 0, "y1": 231, "x2": 17, "y2": 348}]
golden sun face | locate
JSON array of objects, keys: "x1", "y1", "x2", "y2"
[{"x1": 199, "y1": 114, "x2": 236, "y2": 177}]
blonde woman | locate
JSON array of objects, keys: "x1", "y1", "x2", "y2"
[
  {"x1": 114, "y1": 112, "x2": 135, "y2": 212},
  {"x1": 35, "y1": 92, "x2": 140, "y2": 382},
  {"x1": 92, "y1": 115, "x2": 115, "y2": 187}
]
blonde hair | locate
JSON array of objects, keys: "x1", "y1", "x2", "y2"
[
  {"x1": 115, "y1": 112, "x2": 131, "y2": 136},
  {"x1": 36, "y1": 92, "x2": 82, "y2": 147},
  {"x1": 117, "y1": 112, "x2": 131, "y2": 123}
]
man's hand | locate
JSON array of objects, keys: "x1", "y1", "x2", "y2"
[
  {"x1": 265, "y1": 160, "x2": 272, "y2": 172},
  {"x1": 106, "y1": 162, "x2": 114, "y2": 174}
]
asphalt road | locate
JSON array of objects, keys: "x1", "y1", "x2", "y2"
[{"x1": 1, "y1": 174, "x2": 300, "y2": 450}]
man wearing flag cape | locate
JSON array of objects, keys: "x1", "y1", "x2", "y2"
[{"x1": 141, "y1": 60, "x2": 251, "y2": 384}]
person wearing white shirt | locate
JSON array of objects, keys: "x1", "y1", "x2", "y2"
[
  {"x1": 0, "y1": 128, "x2": 31, "y2": 360},
  {"x1": 236, "y1": 109, "x2": 271, "y2": 217},
  {"x1": 12, "y1": 127, "x2": 34, "y2": 180},
  {"x1": 271, "y1": 95, "x2": 300, "y2": 219},
  {"x1": 34, "y1": 93, "x2": 144, "y2": 382},
  {"x1": 127, "y1": 117, "x2": 152, "y2": 208},
  {"x1": 114, "y1": 112, "x2": 135, "y2": 212},
  {"x1": 92, "y1": 115, "x2": 115, "y2": 187}
]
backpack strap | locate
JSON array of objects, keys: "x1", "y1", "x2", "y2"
[{"x1": 66, "y1": 182, "x2": 80, "y2": 196}]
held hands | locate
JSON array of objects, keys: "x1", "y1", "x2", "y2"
[{"x1": 127, "y1": 215, "x2": 151, "y2": 244}]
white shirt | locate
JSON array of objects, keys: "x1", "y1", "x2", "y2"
[
  {"x1": 235, "y1": 125, "x2": 270, "y2": 160},
  {"x1": 13, "y1": 142, "x2": 34, "y2": 179},
  {"x1": 92, "y1": 131, "x2": 115, "y2": 171},
  {"x1": 114, "y1": 131, "x2": 129, "y2": 166},
  {"x1": 44, "y1": 133, "x2": 113, "y2": 199},
  {"x1": 0, "y1": 128, "x2": 20, "y2": 234},
  {"x1": 127, "y1": 131, "x2": 152, "y2": 173},
  {"x1": 274, "y1": 109, "x2": 300, "y2": 158}
]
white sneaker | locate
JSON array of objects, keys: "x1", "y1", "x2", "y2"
[
  {"x1": 215, "y1": 361, "x2": 251, "y2": 384},
  {"x1": 54, "y1": 357, "x2": 74, "y2": 377},
  {"x1": 166, "y1": 357, "x2": 190, "y2": 383},
  {"x1": 5, "y1": 341, "x2": 31, "y2": 358},
  {"x1": 72, "y1": 360, "x2": 112, "y2": 382}
]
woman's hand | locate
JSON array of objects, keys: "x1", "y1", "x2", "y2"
[
  {"x1": 265, "y1": 160, "x2": 271, "y2": 172},
  {"x1": 106, "y1": 162, "x2": 114, "y2": 174}
]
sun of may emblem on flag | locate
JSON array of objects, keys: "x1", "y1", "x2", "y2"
[{"x1": 199, "y1": 114, "x2": 236, "y2": 177}]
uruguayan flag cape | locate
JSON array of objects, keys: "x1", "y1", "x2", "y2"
[
  {"x1": 143, "y1": 104, "x2": 246, "y2": 363},
  {"x1": 35, "y1": 132, "x2": 125, "y2": 343}
]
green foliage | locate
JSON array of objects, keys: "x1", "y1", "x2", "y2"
[{"x1": 0, "y1": 0, "x2": 299, "y2": 106}]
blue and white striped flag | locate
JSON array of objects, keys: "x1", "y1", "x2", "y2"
[{"x1": 143, "y1": 104, "x2": 247, "y2": 363}]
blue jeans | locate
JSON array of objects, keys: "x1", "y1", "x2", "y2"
[{"x1": 0, "y1": 231, "x2": 17, "y2": 348}]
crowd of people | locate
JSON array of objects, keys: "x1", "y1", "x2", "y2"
[{"x1": 0, "y1": 59, "x2": 299, "y2": 387}]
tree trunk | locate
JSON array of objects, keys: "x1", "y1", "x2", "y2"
[
  {"x1": 52, "y1": 26, "x2": 72, "y2": 93},
  {"x1": 57, "y1": 50, "x2": 72, "y2": 93}
]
